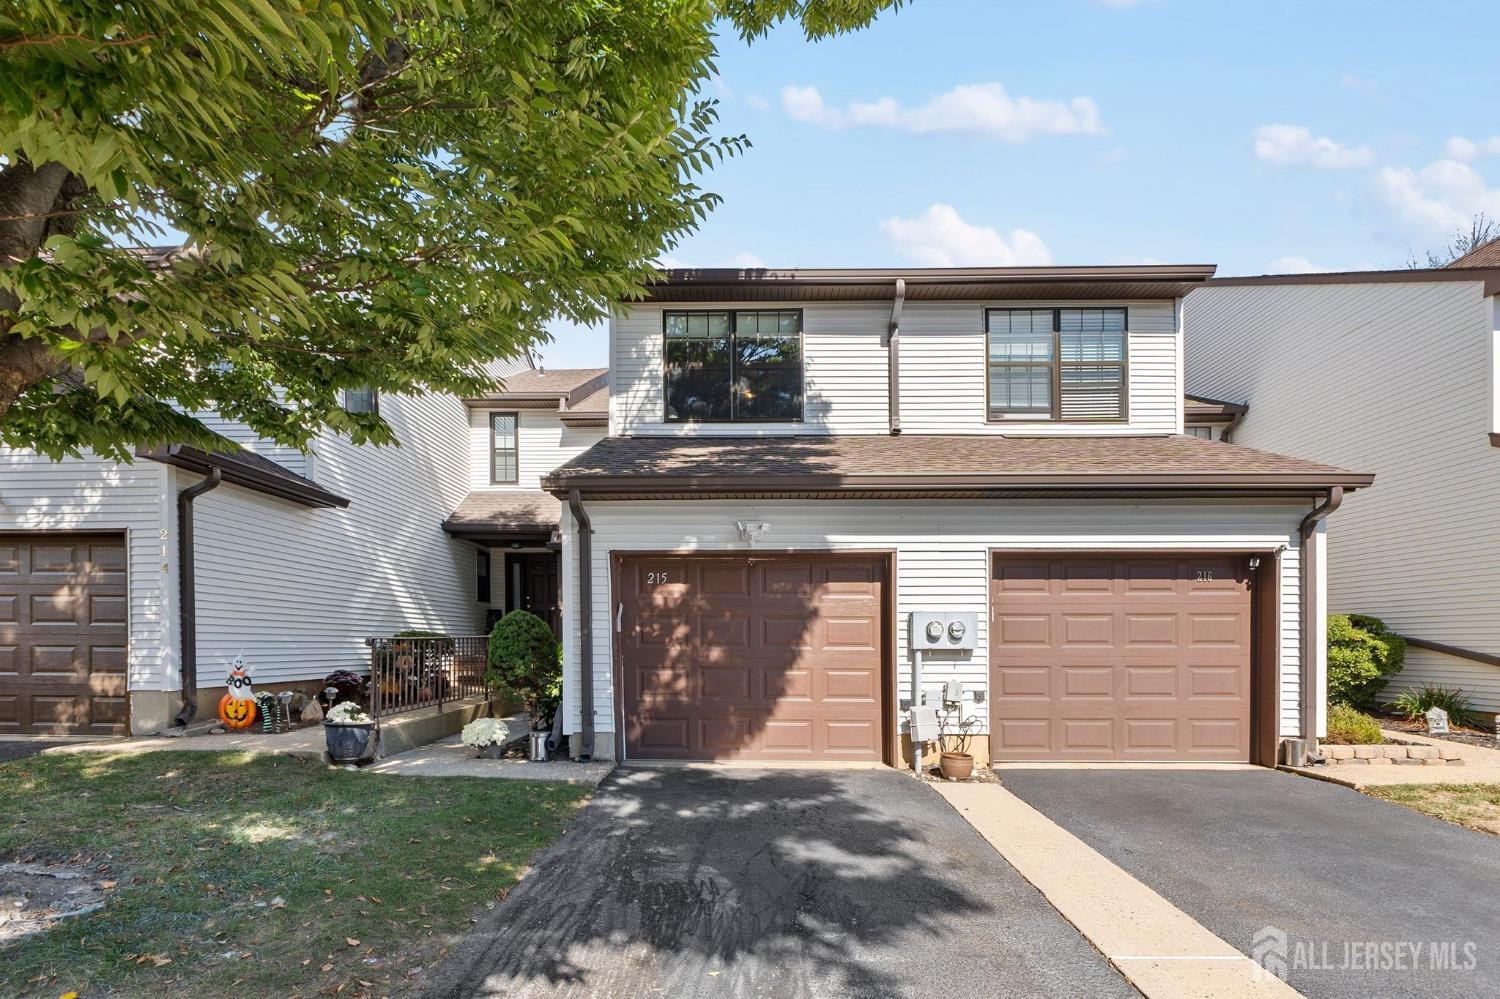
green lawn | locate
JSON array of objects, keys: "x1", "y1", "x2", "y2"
[
  {"x1": 0, "y1": 751, "x2": 588, "y2": 997},
  {"x1": 1365, "y1": 783, "x2": 1500, "y2": 836}
]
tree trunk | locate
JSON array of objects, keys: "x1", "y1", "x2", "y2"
[{"x1": 0, "y1": 160, "x2": 80, "y2": 419}]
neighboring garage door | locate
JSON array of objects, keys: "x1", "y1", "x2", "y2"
[
  {"x1": 618, "y1": 553, "x2": 887, "y2": 762},
  {"x1": 990, "y1": 554, "x2": 1252, "y2": 762},
  {"x1": 0, "y1": 533, "x2": 129, "y2": 735}
]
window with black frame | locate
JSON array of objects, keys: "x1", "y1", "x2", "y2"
[
  {"x1": 342, "y1": 385, "x2": 378, "y2": 415},
  {"x1": 664, "y1": 310, "x2": 803, "y2": 421},
  {"x1": 986, "y1": 307, "x2": 1127, "y2": 420}
]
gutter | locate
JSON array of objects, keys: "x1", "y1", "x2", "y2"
[
  {"x1": 567, "y1": 489, "x2": 594, "y2": 761},
  {"x1": 887, "y1": 277, "x2": 904, "y2": 435},
  {"x1": 173, "y1": 467, "x2": 222, "y2": 727},
  {"x1": 1297, "y1": 485, "x2": 1344, "y2": 754}
]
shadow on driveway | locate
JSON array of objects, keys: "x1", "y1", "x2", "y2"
[
  {"x1": 1003, "y1": 767, "x2": 1500, "y2": 999},
  {"x1": 422, "y1": 767, "x2": 1134, "y2": 999}
]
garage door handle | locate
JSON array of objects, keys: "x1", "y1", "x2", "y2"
[{"x1": 616, "y1": 603, "x2": 622, "y2": 632}]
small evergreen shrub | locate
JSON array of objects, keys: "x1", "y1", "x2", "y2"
[
  {"x1": 1327, "y1": 614, "x2": 1406, "y2": 707},
  {"x1": 487, "y1": 610, "x2": 561, "y2": 728},
  {"x1": 1324, "y1": 703, "x2": 1385, "y2": 745},
  {"x1": 1391, "y1": 684, "x2": 1475, "y2": 728}
]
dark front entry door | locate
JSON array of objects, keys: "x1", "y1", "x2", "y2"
[{"x1": 509, "y1": 553, "x2": 560, "y2": 636}]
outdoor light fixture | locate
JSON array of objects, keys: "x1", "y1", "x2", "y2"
[{"x1": 736, "y1": 521, "x2": 770, "y2": 546}]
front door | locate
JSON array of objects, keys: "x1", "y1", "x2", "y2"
[{"x1": 510, "y1": 553, "x2": 560, "y2": 636}]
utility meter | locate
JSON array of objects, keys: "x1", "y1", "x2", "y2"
[{"x1": 909, "y1": 611, "x2": 979, "y2": 651}]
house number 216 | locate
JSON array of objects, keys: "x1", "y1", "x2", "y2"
[{"x1": 1195, "y1": 569, "x2": 1215, "y2": 582}]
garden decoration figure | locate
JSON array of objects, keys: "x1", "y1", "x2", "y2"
[{"x1": 218, "y1": 657, "x2": 258, "y2": 730}]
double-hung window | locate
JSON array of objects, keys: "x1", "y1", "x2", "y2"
[
  {"x1": 986, "y1": 307, "x2": 1127, "y2": 420},
  {"x1": 664, "y1": 309, "x2": 803, "y2": 422},
  {"x1": 490, "y1": 412, "x2": 518, "y2": 484},
  {"x1": 342, "y1": 385, "x2": 378, "y2": 415}
]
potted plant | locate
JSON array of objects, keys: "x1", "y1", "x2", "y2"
[
  {"x1": 937, "y1": 709, "x2": 978, "y2": 782},
  {"x1": 323, "y1": 701, "x2": 375, "y2": 764},
  {"x1": 486, "y1": 611, "x2": 561, "y2": 742},
  {"x1": 461, "y1": 717, "x2": 513, "y2": 759}
]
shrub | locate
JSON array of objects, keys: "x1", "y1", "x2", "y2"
[
  {"x1": 1327, "y1": 614, "x2": 1406, "y2": 707},
  {"x1": 1391, "y1": 684, "x2": 1475, "y2": 728},
  {"x1": 1325, "y1": 703, "x2": 1385, "y2": 745},
  {"x1": 487, "y1": 610, "x2": 561, "y2": 728}
]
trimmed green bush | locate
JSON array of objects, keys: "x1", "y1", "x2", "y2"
[
  {"x1": 1325, "y1": 703, "x2": 1386, "y2": 745},
  {"x1": 487, "y1": 610, "x2": 561, "y2": 728},
  {"x1": 1391, "y1": 684, "x2": 1475, "y2": 728},
  {"x1": 1327, "y1": 613, "x2": 1406, "y2": 707}
]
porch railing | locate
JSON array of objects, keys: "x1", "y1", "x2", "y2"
[{"x1": 367, "y1": 635, "x2": 490, "y2": 721}]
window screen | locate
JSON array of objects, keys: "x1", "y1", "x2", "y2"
[{"x1": 490, "y1": 413, "x2": 518, "y2": 484}]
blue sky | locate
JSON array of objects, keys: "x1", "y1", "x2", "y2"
[{"x1": 539, "y1": 0, "x2": 1500, "y2": 367}]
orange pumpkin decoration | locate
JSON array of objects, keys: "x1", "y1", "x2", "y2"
[
  {"x1": 219, "y1": 692, "x2": 257, "y2": 729},
  {"x1": 218, "y1": 658, "x2": 258, "y2": 729}
]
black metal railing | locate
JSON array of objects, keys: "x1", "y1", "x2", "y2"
[{"x1": 368, "y1": 635, "x2": 490, "y2": 721}]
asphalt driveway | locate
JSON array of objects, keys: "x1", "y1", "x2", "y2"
[
  {"x1": 1003, "y1": 767, "x2": 1500, "y2": 999},
  {"x1": 423, "y1": 767, "x2": 1135, "y2": 999},
  {"x1": 0, "y1": 739, "x2": 76, "y2": 762}
]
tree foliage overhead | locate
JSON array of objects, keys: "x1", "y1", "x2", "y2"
[{"x1": 0, "y1": 0, "x2": 901, "y2": 460}]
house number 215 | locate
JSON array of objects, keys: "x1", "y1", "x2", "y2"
[{"x1": 646, "y1": 571, "x2": 673, "y2": 585}]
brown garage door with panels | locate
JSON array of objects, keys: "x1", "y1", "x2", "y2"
[
  {"x1": 0, "y1": 533, "x2": 129, "y2": 735},
  {"x1": 990, "y1": 554, "x2": 1253, "y2": 762},
  {"x1": 617, "y1": 553, "x2": 887, "y2": 762}
]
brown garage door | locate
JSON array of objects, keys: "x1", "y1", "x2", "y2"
[
  {"x1": 618, "y1": 553, "x2": 887, "y2": 762},
  {"x1": 990, "y1": 554, "x2": 1252, "y2": 762},
  {"x1": 0, "y1": 533, "x2": 129, "y2": 735}
]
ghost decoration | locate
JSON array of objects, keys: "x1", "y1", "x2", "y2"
[{"x1": 218, "y1": 656, "x2": 258, "y2": 730}]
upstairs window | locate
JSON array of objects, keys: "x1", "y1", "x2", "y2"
[
  {"x1": 490, "y1": 412, "x2": 518, "y2": 484},
  {"x1": 664, "y1": 310, "x2": 803, "y2": 422},
  {"x1": 342, "y1": 385, "x2": 378, "y2": 414},
  {"x1": 987, "y1": 307, "x2": 1127, "y2": 421}
]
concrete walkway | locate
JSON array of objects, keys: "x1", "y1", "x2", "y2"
[
  {"x1": 1290, "y1": 730, "x2": 1500, "y2": 788},
  {"x1": 367, "y1": 733, "x2": 613, "y2": 785},
  {"x1": 936, "y1": 777, "x2": 1301, "y2": 999},
  {"x1": 41, "y1": 723, "x2": 329, "y2": 760}
]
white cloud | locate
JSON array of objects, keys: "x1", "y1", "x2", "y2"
[
  {"x1": 1253, "y1": 124, "x2": 1374, "y2": 169},
  {"x1": 723, "y1": 252, "x2": 766, "y2": 269},
  {"x1": 880, "y1": 204, "x2": 1051, "y2": 267},
  {"x1": 1266, "y1": 255, "x2": 1329, "y2": 274},
  {"x1": 781, "y1": 83, "x2": 1104, "y2": 142},
  {"x1": 744, "y1": 93, "x2": 771, "y2": 112},
  {"x1": 1376, "y1": 158, "x2": 1500, "y2": 236},
  {"x1": 1446, "y1": 135, "x2": 1500, "y2": 161}
]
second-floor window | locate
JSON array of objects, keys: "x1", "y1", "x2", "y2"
[
  {"x1": 664, "y1": 309, "x2": 803, "y2": 422},
  {"x1": 490, "y1": 412, "x2": 518, "y2": 484},
  {"x1": 986, "y1": 307, "x2": 1128, "y2": 421},
  {"x1": 342, "y1": 385, "x2": 378, "y2": 414}
]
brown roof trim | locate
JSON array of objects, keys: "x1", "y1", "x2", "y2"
[
  {"x1": 545, "y1": 470, "x2": 1372, "y2": 499},
  {"x1": 141, "y1": 445, "x2": 350, "y2": 508},
  {"x1": 1184, "y1": 394, "x2": 1249, "y2": 422},
  {"x1": 640, "y1": 265, "x2": 1217, "y2": 303},
  {"x1": 560, "y1": 414, "x2": 608, "y2": 428},
  {"x1": 466, "y1": 370, "x2": 608, "y2": 409},
  {"x1": 1205, "y1": 266, "x2": 1500, "y2": 297}
]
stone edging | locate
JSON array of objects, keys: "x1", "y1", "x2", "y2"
[{"x1": 1322, "y1": 743, "x2": 1463, "y2": 766}]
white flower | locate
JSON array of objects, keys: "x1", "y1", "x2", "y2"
[
  {"x1": 461, "y1": 717, "x2": 511, "y2": 748},
  {"x1": 326, "y1": 702, "x2": 372, "y2": 725}
]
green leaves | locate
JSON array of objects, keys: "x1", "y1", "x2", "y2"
[{"x1": 0, "y1": 0, "x2": 901, "y2": 460}]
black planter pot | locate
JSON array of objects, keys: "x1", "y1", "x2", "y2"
[{"x1": 324, "y1": 721, "x2": 375, "y2": 764}]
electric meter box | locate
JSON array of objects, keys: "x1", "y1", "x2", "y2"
[{"x1": 909, "y1": 611, "x2": 979, "y2": 651}]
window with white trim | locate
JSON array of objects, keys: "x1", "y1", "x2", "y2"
[
  {"x1": 986, "y1": 307, "x2": 1127, "y2": 420},
  {"x1": 490, "y1": 412, "x2": 518, "y2": 484}
]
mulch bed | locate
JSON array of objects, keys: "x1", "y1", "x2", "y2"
[{"x1": 1380, "y1": 715, "x2": 1500, "y2": 749}]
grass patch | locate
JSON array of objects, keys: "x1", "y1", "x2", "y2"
[
  {"x1": 0, "y1": 751, "x2": 588, "y2": 997},
  {"x1": 1365, "y1": 783, "x2": 1500, "y2": 836}
]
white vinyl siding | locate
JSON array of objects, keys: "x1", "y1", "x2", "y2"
[
  {"x1": 611, "y1": 302, "x2": 890, "y2": 436},
  {"x1": 559, "y1": 498, "x2": 1306, "y2": 754},
  {"x1": 189, "y1": 389, "x2": 493, "y2": 686},
  {"x1": 1187, "y1": 278, "x2": 1500, "y2": 711},
  {"x1": 189, "y1": 410, "x2": 311, "y2": 478},
  {"x1": 468, "y1": 408, "x2": 604, "y2": 491},
  {"x1": 0, "y1": 449, "x2": 171, "y2": 695}
]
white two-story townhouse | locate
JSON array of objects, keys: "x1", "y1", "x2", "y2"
[
  {"x1": 1187, "y1": 257, "x2": 1500, "y2": 716},
  {"x1": 539, "y1": 266, "x2": 1372, "y2": 769},
  {"x1": 0, "y1": 358, "x2": 542, "y2": 736}
]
